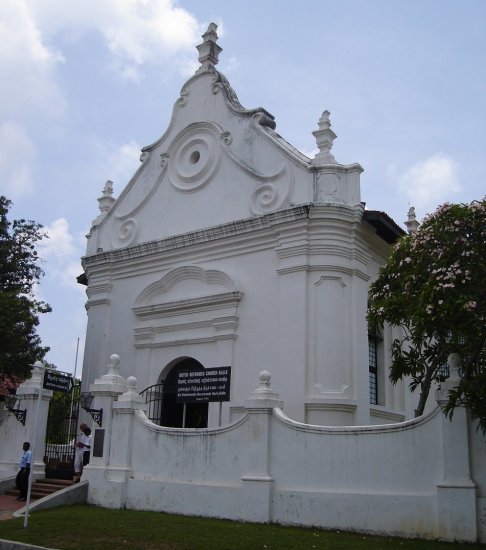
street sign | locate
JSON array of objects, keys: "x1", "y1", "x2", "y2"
[
  {"x1": 175, "y1": 366, "x2": 231, "y2": 403},
  {"x1": 43, "y1": 370, "x2": 73, "y2": 393}
]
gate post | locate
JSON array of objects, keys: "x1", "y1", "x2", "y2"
[
  {"x1": 0, "y1": 362, "x2": 52, "y2": 477},
  {"x1": 105, "y1": 376, "x2": 147, "y2": 508},
  {"x1": 240, "y1": 371, "x2": 282, "y2": 523},
  {"x1": 436, "y1": 353, "x2": 477, "y2": 542},
  {"x1": 83, "y1": 354, "x2": 127, "y2": 500}
]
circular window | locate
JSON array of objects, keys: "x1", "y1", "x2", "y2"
[
  {"x1": 168, "y1": 125, "x2": 222, "y2": 192},
  {"x1": 190, "y1": 151, "x2": 200, "y2": 164}
]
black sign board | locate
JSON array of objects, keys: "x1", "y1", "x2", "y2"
[
  {"x1": 43, "y1": 370, "x2": 72, "y2": 393},
  {"x1": 93, "y1": 429, "x2": 105, "y2": 458},
  {"x1": 176, "y1": 366, "x2": 231, "y2": 403}
]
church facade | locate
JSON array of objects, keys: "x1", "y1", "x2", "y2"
[
  {"x1": 2, "y1": 24, "x2": 484, "y2": 543},
  {"x1": 80, "y1": 24, "x2": 415, "y2": 428}
]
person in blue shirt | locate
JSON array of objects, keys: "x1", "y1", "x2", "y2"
[{"x1": 16, "y1": 441, "x2": 32, "y2": 500}]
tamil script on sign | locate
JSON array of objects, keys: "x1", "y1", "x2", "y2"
[{"x1": 175, "y1": 367, "x2": 231, "y2": 403}]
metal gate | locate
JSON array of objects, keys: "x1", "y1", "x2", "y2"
[
  {"x1": 44, "y1": 381, "x2": 80, "y2": 480},
  {"x1": 140, "y1": 383, "x2": 164, "y2": 424}
]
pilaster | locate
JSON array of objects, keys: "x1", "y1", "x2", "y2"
[
  {"x1": 86, "y1": 354, "x2": 127, "y2": 470},
  {"x1": 15, "y1": 362, "x2": 52, "y2": 476},
  {"x1": 107, "y1": 377, "x2": 147, "y2": 508},
  {"x1": 240, "y1": 372, "x2": 282, "y2": 522},
  {"x1": 80, "y1": 278, "x2": 113, "y2": 393},
  {"x1": 0, "y1": 363, "x2": 52, "y2": 475},
  {"x1": 435, "y1": 353, "x2": 477, "y2": 541}
]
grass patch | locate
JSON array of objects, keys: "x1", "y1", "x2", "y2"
[{"x1": 0, "y1": 505, "x2": 484, "y2": 549}]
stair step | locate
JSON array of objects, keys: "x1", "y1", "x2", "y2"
[
  {"x1": 33, "y1": 482, "x2": 70, "y2": 491},
  {"x1": 36, "y1": 479, "x2": 73, "y2": 487},
  {"x1": 31, "y1": 490, "x2": 61, "y2": 497},
  {"x1": 4, "y1": 477, "x2": 73, "y2": 500}
]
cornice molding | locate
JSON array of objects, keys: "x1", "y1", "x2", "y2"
[
  {"x1": 276, "y1": 265, "x2": 370, "y2": 281},
  {"x1": 82, "y1": 206, "x2": 311, "y2": 269},
  {"x1": 134, "y1": 334, "x2": 237, "y2": 349},
  {"x1": 133, "y1": 291, "x2": 244, "y2": 319},
  {"x1": 86, "y1": 298, "x2": 111, "y2": 308}
]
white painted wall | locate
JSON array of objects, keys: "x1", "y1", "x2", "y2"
[{"x1": 83, "y1": 367, "x2": 485, "y2": 543}]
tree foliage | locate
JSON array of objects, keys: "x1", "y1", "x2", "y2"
[
  {"x1": 0, "y1": 196, "x2": 51, "y2": 378},
  {"x1": 368, "y1": 199, "x2": 486, "y2": 431}
]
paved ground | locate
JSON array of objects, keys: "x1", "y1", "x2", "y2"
[{"x1": 0, "y1": 493, "x2": 27, "y2": 521}]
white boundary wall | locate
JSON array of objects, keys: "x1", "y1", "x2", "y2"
[{"x1": 83, "y1": 362, "x2": 486, "y2": 543}]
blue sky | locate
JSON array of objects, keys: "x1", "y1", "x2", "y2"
[{"x1": 1, "y1": 0, "x2": 485, "y2": 375}]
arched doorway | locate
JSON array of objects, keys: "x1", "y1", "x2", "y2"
[{"x1": 160, "y1": 358, "x2": 208, "y2": 428}]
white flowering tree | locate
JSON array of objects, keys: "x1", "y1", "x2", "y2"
[{"x1": 368, "y1": 199, "x2": 486, "y2": 431}]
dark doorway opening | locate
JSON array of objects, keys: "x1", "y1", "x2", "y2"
[{"x1": 160, "y1": 358, "x2": 208, "y2": 428}]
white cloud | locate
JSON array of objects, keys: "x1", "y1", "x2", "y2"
[
  {"x1": 391, "y1": 153, "x2": 461, "y2": 210},
  {"x1": 0, "y1": 122, "x2": 37, "y2": 199},
  {"x1": 90, "y1": 140, "x2": 142, "y2": 193},
  {"x1": 29, "y1": 0, "x2": 202, "y2": 80},
  {"x1": 0, "y1": 0, "x2": 65, "y2": 122},
  {"x1": 38, "y1": 218, "x2": 85, "y2": 290},
  {"x1": 41, "y1": 218, "x2": 76, "y2": 259},
  {"x1": 222, "y1": 56, "x2": 239, "y2": 74},
  {"x1": 108, "y1": 142, "x2": 143, "y2": 184}
]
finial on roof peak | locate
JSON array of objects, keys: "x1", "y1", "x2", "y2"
[
  {"x1": 312, "y1": 110, "x2": 337, "y2": 164},
  {"x1": 196, "y1": 22, "x2": 222, "y2": 74},
  {"x1": 99, "y1": 180, "x2": 115, "y2": 215},
  {"x1": 404, "y1": 206, "x2": 420, "y2": 234}
]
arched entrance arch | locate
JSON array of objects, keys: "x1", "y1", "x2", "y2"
[{"x1": 159, "y1": 358, "x2": 208, "y2": 428}]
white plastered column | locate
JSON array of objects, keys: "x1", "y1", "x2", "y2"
[
  {"x1": 435, "y1": 353, "x2": 477, "y2": 542},
  {"x1": 84, "y1": 354, "x2": 127, "y2": 506},
  {"x1": 240, "y1": 371, "x2": 282, "y2": 522},
  {"x1": 104, "y1": 376, "x2": 147, "y2": 508},
  {"x1": 1, "y1": 362, "x2": 53, "y2": 477}
]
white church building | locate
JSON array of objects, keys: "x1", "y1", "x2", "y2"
[
  {"x1": 0, "y1": 25, "x2": 483, "y2": 543},
  {"x1": 80, "y1": 23, "x2": 416, "y2": 428}
]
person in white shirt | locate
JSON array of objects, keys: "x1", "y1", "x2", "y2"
[{"x1": 73, "y1": 423, "x2": 91, "y2": 483}]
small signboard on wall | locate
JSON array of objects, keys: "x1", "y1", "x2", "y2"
[
  {"x1": 175, "y1": 366, "x2": 231, "y2": 403},
  {"x1": 93, "y1": 429, "x2": 105, "y2": 458}
]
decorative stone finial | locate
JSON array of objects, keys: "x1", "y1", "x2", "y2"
[
  {"x1": 17, "y1": 360, "x2": 46, "y2": 394},
  {"x1": 120, "y1": 376, "x2": 139, "y2": 398},
  {"x1": 98, "y1": 180, "x2": 116, "y2": 217},
  {"x1": 91, "y1": 352, "x2": 127, "y2": 394},
  {"x1": 249, "y1": 370, "x2": 280, "y2": 400},
  {"x1": 117, "y1": 375, "x2": 146, "y2": 407},
  {"x1": 404, "y1": 206, "x2": 420, "y2": 234},
  {"x1": 312, "y1": 111, "x2": 337, "y2": 164},
  {"x1": 258, "y1": 370, "x2": 271, "y2": 388},
  {"x1": 90, "y1": 180, "x2": 116, "y2": 231},
  {"x1": 245, "y1": 370, "x2": 282, "y2": 409},
  {"x1": 447, "y1": 353, "x2": 461, "y2": 382},
  {"x1": 107, "y1": 354, "x2": 120, "y2": 376},
  {"x1": 435, "y1": 352, "x2": 462, "y2": 407},
  {"x1": 196, "y1": 23, "x2": 222, "y2": 73}
]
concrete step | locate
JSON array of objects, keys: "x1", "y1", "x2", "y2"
[{"x1": 4, "y1": 477, "x2": 73, "y2": 500}]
